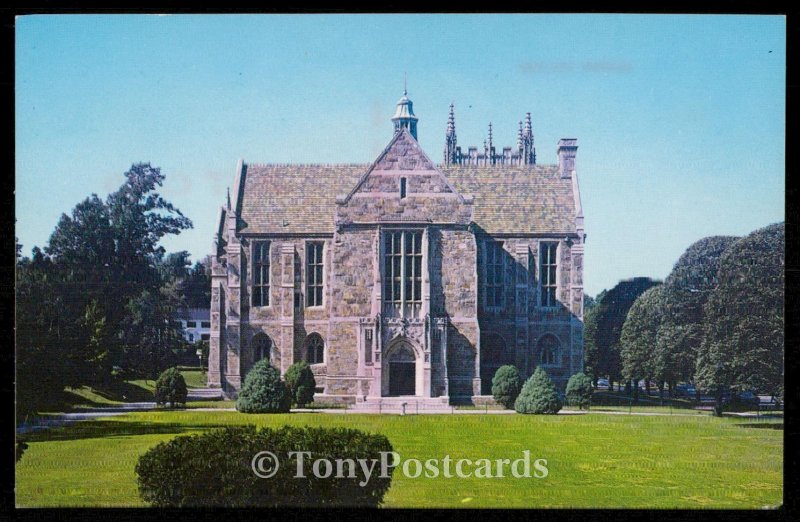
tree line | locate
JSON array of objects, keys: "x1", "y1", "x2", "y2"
[
  {"x1": 584, "y1": 223, "x2": 784, "y2": 415},
  {"x1": 16, "y1": 163, "x2": 211, "y2": 415}
]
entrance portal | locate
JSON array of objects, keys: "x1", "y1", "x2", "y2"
[{"x1": 386, "y1": 344, "x2": 416, "y2": 396}]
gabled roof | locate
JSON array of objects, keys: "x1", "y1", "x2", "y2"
[
  {"x1": 441, "y1": 165, "x2": 577, "y2": 235},
  {"x1": 238, "y1": 164, "x2": 364, "y2": 234},
  {"x1": 236, "y1": 163, "x2": 577, "y2": 235},
  {"x1": 234, "y1": 129, "x2": 579, "y2": 236},
  {"x1": 342, "y1": 128, "x2": 465, "y2": 204}
]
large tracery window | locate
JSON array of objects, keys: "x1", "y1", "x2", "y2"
[
  {"x1": 253, "y1": 241, "x2": 271, "y2": 307},
  {"x1": 485, "y1": 241, "x2": 505, "y2": 309},
  {"x1": 540, "y1": 242, "x2": 558, "y2": 307},
  {"x1": 306, "y1": 242, "x2": 324, "y2": 307},
  {"x1": 383, "y1": 230, "x2": 423, "y2": 318}
]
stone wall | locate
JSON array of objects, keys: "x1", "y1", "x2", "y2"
[{"x1": 438, "y1": 229, "x2": 478, "y2": 318}]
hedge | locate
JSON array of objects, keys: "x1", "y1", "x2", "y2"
[{"x1": 135, "y1": 425, "x2": 394, "y2": 507}]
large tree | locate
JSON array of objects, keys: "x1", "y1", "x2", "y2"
[
  {"x1": 584, "y1": 277, "x2": 660, "y2": 388},
  {"x1": 695, "y1": 222, "x2": 784, "y2": 415},
  {"x1": 620, "y1": 284, "x2": 666, "y2": 400},
  {"x1": 16, "y1": 163, "x2": 192, "y2": 413},
  {"x1": 659, "y1": 235, "x2": 739, "y2": 393}
]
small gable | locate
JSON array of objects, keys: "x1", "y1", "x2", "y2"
[{"x1": 336, "y1": 129, "x2": 472, "y2": 227}]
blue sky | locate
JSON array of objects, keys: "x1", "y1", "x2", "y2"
[{"x1": 16, "y1": 14, "x2": 785, "y2": 297}]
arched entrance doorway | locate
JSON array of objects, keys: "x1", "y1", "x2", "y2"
[{"x1": 386, "y1": 343, "x2": 416, "y2": 396}]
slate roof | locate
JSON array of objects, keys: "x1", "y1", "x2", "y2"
[
  {"x1": 238, "y1": 164, "x2": 365, "y2": 234},
  {"x1": 237, "y1": 163, "x2": 578, "y2": 235},
  {"x1": 442, "y1": 165, "x2": 577, "y2": 235}
]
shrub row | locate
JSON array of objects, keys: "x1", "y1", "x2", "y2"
[{"x1": 492, "y1": 365, "x2": 591, "y2": 414}]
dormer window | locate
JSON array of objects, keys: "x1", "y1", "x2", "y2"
[{"x1": 400, "y1": 177, "x2": 407, "y2": 199}]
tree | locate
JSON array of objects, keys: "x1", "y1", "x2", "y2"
[
  {"x1": 515, "y1": 367, "x2": 562, "y2": 414},
  {"x1": 183, "y1": 260, "x2": 213, "y2": 309},
  {"x1": 154, "y1": 367, "x2": 188, "y2": 408},
  {"x1": 583, "y1": 278, "x2": 660, "y2": 389},
  {"x1": 659, "y1": 236, "x2": 739, "y2": 394},
  {"x1": 583, "y1": 293, "x2": 598, "y2": 314},
  {"x1": 491, "y1": 365, "x2": 523, "y2": 409},
  {"x1": 236, "y1": 361, "x2": 292, "y2": 413},
  {"x1": 565, "y1": 373, "x2": 593, "y2": 410},
  {"x1": 284, "y1": 361, "x2": 317, "y2": 407},
  {"x1": 15, "y1": 163, "x2": 192, "y2": 414},
  {"x1": 696, "y1": 223, "x2": 784, "y2": 415},
  {"x1": 16, "y1": 251, "x2": 80, "y2": 415},
  {"x1": 120, "y1": 288, "x2": 181, "y2": 379},
  {"x1": 620, "y1": 285, "x2": 666, "y2": 401}
]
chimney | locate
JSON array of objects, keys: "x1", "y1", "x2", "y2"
[{"x1": 557, "y1": 139, "x2": 578, "y2": 178}]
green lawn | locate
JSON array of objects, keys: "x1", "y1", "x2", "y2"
[
  {"x1": 179, "y1": 369, "x2": 207, "y2": 389},
  {"x1": 15, "y1": 410, "x2": 782, "y2": 509}
]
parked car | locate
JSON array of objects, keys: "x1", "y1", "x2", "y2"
[
  {"x1": 675, "y1": 383, "x2": 696, "y2": 398},
  {"x1": 596, "y1": 378, "x2": 609, "y2": 389},
  {"x1": 735, "y1": 391, "x2": 760, "y2": 406}
]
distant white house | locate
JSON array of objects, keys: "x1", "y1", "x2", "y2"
[{"x1": 175, "y1": 308, "x2": 211, "y2": 344}]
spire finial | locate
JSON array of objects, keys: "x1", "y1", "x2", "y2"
[
  {"x1": 403, "y1": 72, "x2": 407, "y2": 96},
  {"x1": 226, "y1": 186, "x2": 231, "y2": 210},
  {"x1": 446, "y1": 103, "x2": 456, "y2": 135},
  {"x1": 488, "y1": 122, "x2": 493, "y2": 148}
]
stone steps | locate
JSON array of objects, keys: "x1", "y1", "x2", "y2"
[{"x1": 187, "y1": 387, "x2": 224, "y2": 401}]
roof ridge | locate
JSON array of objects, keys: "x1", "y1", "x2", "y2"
[
  {"x1": 246, "y1": 162, "x2": 370, "y2": 168},
  {"x1": 438, "y1": 163, "x2": 558, "y2": 168}
]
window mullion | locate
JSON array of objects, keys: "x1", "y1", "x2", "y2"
[{"x1": 400, "y1": 232, "x2": 406, "y2": 317}]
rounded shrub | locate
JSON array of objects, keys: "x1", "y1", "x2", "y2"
[
  {"x1": 236, "y1": 360, "x2": 291, "y2": 413},
  {"x1": 284, "y1": 361, "x2": 317, "y2": 407},
  {"x1": 491, "y1": 365, "x2": 523, "y2": 409},
  {"x1": 515, "y1": 366, "x2": 562, "y2": 414},
  {"x1": 565, "y1": 372, "x2": 593, "y2": 410},
  {"x1": 135, "y1": 425, "x2": 394, "y2": 507},
  {"x1": 154, "y1": 367, "x2": 188, "y2": 408}
]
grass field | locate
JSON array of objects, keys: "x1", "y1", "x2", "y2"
[{"x1": 15, "y1": 410, "x2": 782, "y2": 509}]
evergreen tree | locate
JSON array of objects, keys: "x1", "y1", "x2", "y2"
[
  {"x1": 515, "y1": 367, "x2": 562, "y2": 414},
  {"x1": 565, "y1": 373, "x2": 593, "y2": 410},
  {"x1": 236, "y1": 361, "x2": 292, "y2": 414},
  {"x1": 491, "y1": 365, "x2": 523, "y2": 409},
  {"x1": 154, "y1": 367, "x2": 188, "y2": 408},
  {"x1": 284, "y1": 361, "x2": 317, "y2": 407}
]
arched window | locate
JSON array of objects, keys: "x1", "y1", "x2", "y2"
[
  {"x1": 481, "y1": 332, "x2": 513, "y2": 365},
  {"x1": 305, "y1": 333, "x2": 325, "y2": 364},
  {"x1": 538, "y1": 335, "x2": 560, "y2": 366},
  {"x1": 252, "y1": 333, "x2": 272, "y2": 362}
]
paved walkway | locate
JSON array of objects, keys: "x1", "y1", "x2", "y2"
[
  {"x1": 17, "y1": 394, "x2": 780, "y2": 434},
  {"x1": 16, "y1": 387, "x2": 223, "y2": 435}
]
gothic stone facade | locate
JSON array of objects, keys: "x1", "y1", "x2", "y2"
[{"x1": 208, "y1": 98, "x2": 585, "y2": 404}]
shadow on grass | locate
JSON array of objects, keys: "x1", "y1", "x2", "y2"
[
  {"x1": 19, "y1": 419, "x2": 228, "y2": 443},
  {"x1": 735, "y1": 423, "x2": 783, "y2": 430},
  {"x1": 592, "y1": 391, "x2": 698, "y2": 410},
  {"x1": 79, "y1": 379, "x2": 155, "y2": 403}
]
